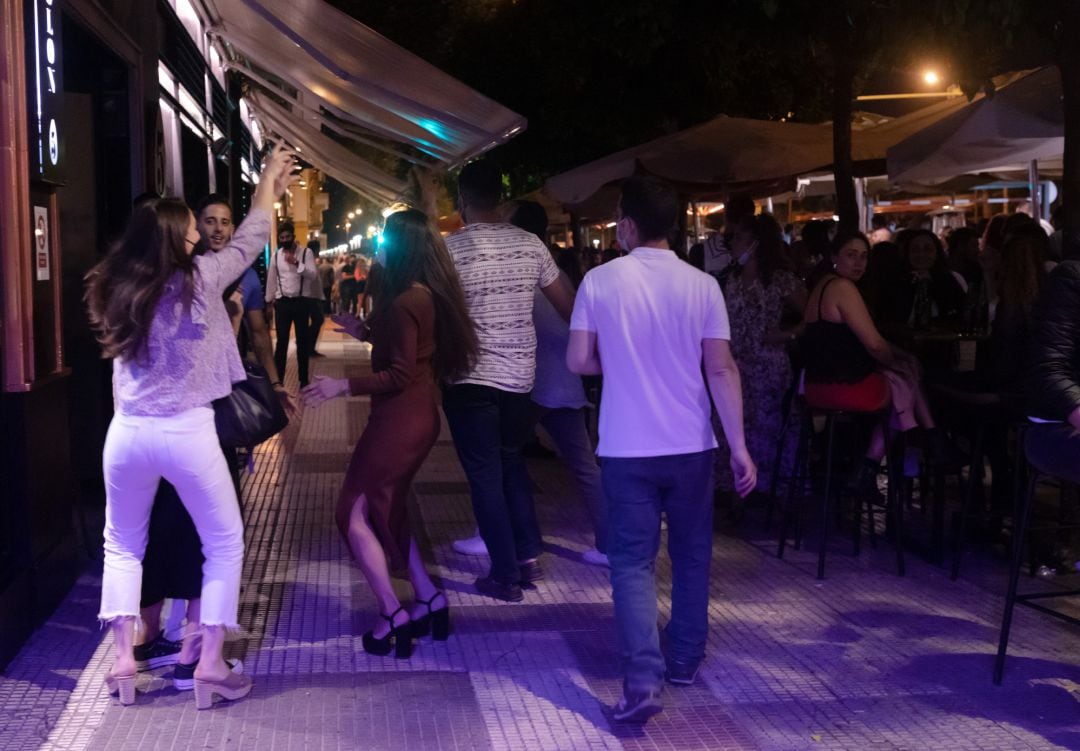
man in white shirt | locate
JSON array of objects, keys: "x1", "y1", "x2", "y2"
[
  {"x1": 567, "y1": 176, "x2": 756, "y2": 723},
  {"x1": 443, "y1": 160, "x2": 575, "y2": 603},
  {"x1": 265, "y1": 221, "x2": 319, "y2": 387}
]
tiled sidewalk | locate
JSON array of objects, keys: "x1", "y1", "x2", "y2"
[{"x1": 3, "y1": 331, "x2": 1080, "y2": 750}]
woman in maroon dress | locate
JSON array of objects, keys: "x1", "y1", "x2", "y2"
[{"x1": 302, "y1": 210, "x2": 477, "y2": 658}]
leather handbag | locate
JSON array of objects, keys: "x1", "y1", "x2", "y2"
[{"x1": 213, "y1": 360, "x2": 289, "y2": 448}]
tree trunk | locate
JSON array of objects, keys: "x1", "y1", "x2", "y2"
[
  {"x1": 569, "y1": 211, "x2": 583, "y2": 250},
  {"x1": 675, "y1": 195, "x2": 690, "y2": 259},
  {"x1": 1059, "y1": 1, "x2": 1080, "y2": 259},
  {"x1": 832, "y1": 53, "x2": 859, "y2": 234}
]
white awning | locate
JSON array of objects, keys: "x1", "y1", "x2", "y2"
[
  {"x1": 204, "y1": 0, "x2": 526, "y2": 197},
  {"x1": 203, "y1": 0, "x2": 527, "y2": 199},
  {"x1": 246, "y1": 92, "x2": 405, "y2": 205},
  {"x1": 887, "y1": 68, "x2": 1063, "y2": 184}
]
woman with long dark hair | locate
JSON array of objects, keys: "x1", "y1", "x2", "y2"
[
  {"x1": 877, "y1": 229, "x2": 966, "y2": 331},
  {"x1": 989, "y1": 224, "x2": 1049, "y2": 391},
  {"x1": 302, "y1": 209, "x2": 478, "y2": 658},
  {"x1": 85, "y1": 145, "x2": 294, "y2": 708}
]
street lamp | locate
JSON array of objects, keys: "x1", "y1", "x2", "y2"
[{"x1": 855, "y1": 65, "x2": 961, "y2": 102}]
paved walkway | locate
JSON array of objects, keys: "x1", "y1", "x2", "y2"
[{"x1": 3, "y1": 330, "x2": 1080, "y2": 750}]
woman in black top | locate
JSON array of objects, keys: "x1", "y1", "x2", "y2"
[{"x1": 802, "y1": 231, "x2": 940, "y2": 487}]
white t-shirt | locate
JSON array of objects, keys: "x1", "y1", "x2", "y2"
[
  {"x1": 445, "y1": 223, "x2": 560, "y2": 392},
  {"x1": 570, "y1": 246, "x2": 730, "y2": 458}
]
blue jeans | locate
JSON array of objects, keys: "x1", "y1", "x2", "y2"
[
  {"x1": 602, "y1": 449, "x2": 715, "y2": 693},
  {"x1": 534, "y1": 405, "x2": 607, "y2": 553},
  {"x1": 443, "y1": 384, "x2": 542, "y2": 583}
]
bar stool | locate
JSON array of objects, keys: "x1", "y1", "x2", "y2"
[
  {"x1": 993, "y1": 436, "x2": 1080, "y2": 684},
  {"x1": 777, "y1": 399, "x2": 905, "y2": 580},
  {"x1": 946, "y1": 393, "x2": 1026, "y2": 580},
  {"x1": 764, "y1": 381, "x2": 800, "y2": 529}
]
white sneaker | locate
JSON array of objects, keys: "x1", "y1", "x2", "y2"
[
  {"x1": 582, "y1": 548, "x2": 610, "y2": 567},
  {"x1": 452, "y1": 534, "x2": 489, "y2": 556}
]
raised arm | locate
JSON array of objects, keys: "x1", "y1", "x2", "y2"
[{"x1": 199, "y1": 145, "x2": 296, "y2": 294}]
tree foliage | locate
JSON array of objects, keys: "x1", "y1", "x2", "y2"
[{"x1": 328, "y1": 0, "x2": 1079, "y2": 244}]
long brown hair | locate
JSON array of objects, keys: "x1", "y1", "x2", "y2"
[
  {"x1": 84, "y1": 198, "x2": 196, "y2": 362},
  {"x1": 998, "y1": 224, "x2": 1048, "y2": 316},
  {"x1": 370, "y1": 209, "x2": 478, "y2": 381}
]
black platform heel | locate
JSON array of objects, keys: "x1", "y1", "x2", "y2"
[
  {"x1": 411, "y1": 591, "x2": 450, "y2": 641},
  {"x1": 362, "y1": 607, "x2": 413, "y2": 658}
]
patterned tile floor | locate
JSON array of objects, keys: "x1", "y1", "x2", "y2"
[{"x1": 3, "y1": 330, "x2": 1080, "y2": 749}]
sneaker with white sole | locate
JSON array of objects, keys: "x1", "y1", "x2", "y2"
[
  {"x1": 133, "y1": 634, "x2": 183, "y2": 671},
  {"x1": 582, "y1": 548, "x2": 610, "y2": 567},
  {"x1": 172, "y1": 658, "x2": 243, "y2": 691},
  {"x1": 452, "y1": 534, "x2": 488, "y2": 556}
]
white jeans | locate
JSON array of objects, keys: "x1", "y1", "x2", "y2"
[{"x1": 99, "y1": 406, "x2": 243, "y2": 627}]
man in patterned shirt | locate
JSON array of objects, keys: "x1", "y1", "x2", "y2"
[{"x1": 443, "y1": 160, "x2": 575, "y2": 602}]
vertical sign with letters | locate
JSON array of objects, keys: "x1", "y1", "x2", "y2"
[{"x1": 27, "y1": 0, "x2": 63, "y2": 183}]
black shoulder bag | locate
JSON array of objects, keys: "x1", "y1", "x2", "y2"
[{"x1": 214, "y1": 263, "x2": 289, "y2": 448}]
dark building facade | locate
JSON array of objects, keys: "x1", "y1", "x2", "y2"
[{"x1": 0, "y1": 0, "x2": 260, "y2": 669}]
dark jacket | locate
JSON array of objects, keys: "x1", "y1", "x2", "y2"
[
  {"x1": 874, "y1": 269, "x2": 965, "y2": 330},
  {"x1": 1028, "y1": 260, "x2": 1080, "y2": 421}
]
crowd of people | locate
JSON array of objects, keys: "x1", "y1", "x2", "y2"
[{"x1": 86, "y1": 143, "x2": 1080, "y2": 724}]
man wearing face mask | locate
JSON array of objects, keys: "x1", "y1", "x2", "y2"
[
  {"x1": 567, "y1": 176, "x2": 756, "y2": 723},
  {"x1": 265, "y1": 221, "x2": 319, "y2": 387}
]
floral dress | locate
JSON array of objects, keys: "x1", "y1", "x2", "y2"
[{"x1": 715, "y1": 269, "x2": 804, "y2": 494}]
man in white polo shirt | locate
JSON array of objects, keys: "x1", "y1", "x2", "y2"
[
  {"x1": 567, "y1": 175, "x2": 756, "y2": 723},
  {"x1": 443, "y1": 159, "x2": 575, "y2": 603}
]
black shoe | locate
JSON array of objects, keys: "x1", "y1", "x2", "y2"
[
  {"x1": 134, "y1": 634, "x2": 183, "y2": 671},
  {"x1": 172, "y1": 658, "x2": 243, "y2": 691},
  {"x1": 665, "y1": 658, "x2": 700, "y2": 686},
  {"x1": 362, "y1": 607, "x2": 414, "y2": 658},
  {"x1": 474, "y1": 576, "x2": 524, "y2": 602},
  {"x1": 411, "y1": 591, "x2": 450, "y2": 640},
  {"x1": 612, "y1": 689, "x2": 663, "y2": 723},
  {"x1": 518, "y1": 559, "x2": 544, "y2": 585}
]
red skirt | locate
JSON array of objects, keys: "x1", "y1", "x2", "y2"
[{"x1": 805, "y1": 373, "x2": 890, "y2": 413}]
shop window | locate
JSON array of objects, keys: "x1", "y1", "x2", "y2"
[{"x1": 180, "y1": 125, "x2": 209, "y2": 208}]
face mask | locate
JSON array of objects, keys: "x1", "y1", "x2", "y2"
[{"x1": 737, "y1": 241, "x2": 758, "y2": 266}]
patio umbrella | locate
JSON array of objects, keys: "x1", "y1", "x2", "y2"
[{"x1": 887, "y1": 67, "x2": 1063, "y2": 184}]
